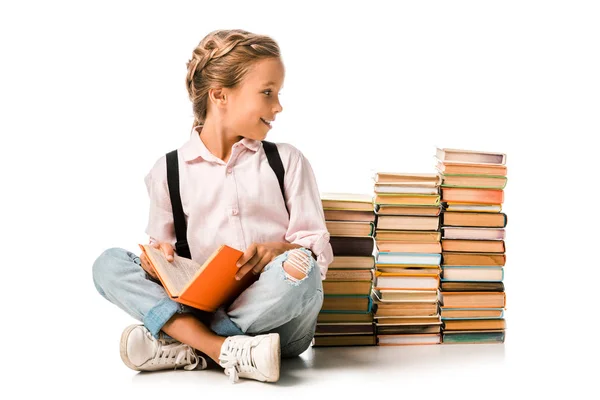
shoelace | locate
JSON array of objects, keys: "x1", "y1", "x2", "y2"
[
  {"x1": 219, "y1": 339, "x2": 256, "y2": 383},
  {"x1": 147, "y1": 330, "x2": 206, "y2": 371}
]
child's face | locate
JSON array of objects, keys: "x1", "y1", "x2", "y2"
[{"x1": 226, "y1": 57, "x2": 285, "y2": 141}]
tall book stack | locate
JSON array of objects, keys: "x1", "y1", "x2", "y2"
[
  {"x1": 312, "y1": 193, "x2": 377, "y2": 347},
  {"x1": 436, "y1": 148, "x2": 508, "y2": 344},
  {"x1": 371, "y1": 173, "x2": 443, "y2": 346}
]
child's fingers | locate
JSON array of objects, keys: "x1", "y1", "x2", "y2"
[
  {"x1": 140, "y1": 253, "x2": 158, "y2": 279},
  {"x1": 159, "y1": 242, "x2": 174, "y2": 262},
  {"x1": 236, "y1": 252, "x2": 261, "y2": 280},
  {"x1": 250, "y1": 254, "x2": 271, "y2": 276},
  {"x1": 235, "y1": 260, "x2": 257, "y2": 280},
  {"x1": 237, "y1": 253, "x2": 271, "y2": 281},
  {"x1": 237, "y1": 243, "x2": 257, "y2": 268}
]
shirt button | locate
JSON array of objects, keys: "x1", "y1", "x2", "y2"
[
  {"x1": 226, "y1": 168, "x2": 232, "y2": 175},
  {"x1": 231, "y1": 209, "x2": 239, "y2": 216}
]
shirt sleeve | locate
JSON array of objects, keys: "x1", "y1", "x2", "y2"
[
  {"x1": 144, "y1": 156, "x2": 177, "y2": 247},
  {"x1": 283, "y1": 148, "x2": 333, "y2": 280}
]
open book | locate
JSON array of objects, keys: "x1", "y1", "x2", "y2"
[{"x1": 139, "y1": 244, "x2": 258, "y2": 312}]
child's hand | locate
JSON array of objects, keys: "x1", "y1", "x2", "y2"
[
  {"x1": 235, "y1": 242, "x2": 299, "y2": 280},
  {"x1": 139, "y1": 242, "x2": 175, "y2": 280},
  {"x1": 140, "y1": 252, "x2": 159, "y2": 280},
  {"x1": 151, "y1": 242, "x2": 175, "y2": 262}
]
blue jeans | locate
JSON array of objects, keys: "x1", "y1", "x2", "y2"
[{"x1": 92, "y1": 247, "x2": 324, "y2": 358}]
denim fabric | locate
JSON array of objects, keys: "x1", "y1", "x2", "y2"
[{"x1": 92, "y1": 247, "x2": 323, "y2": 358}]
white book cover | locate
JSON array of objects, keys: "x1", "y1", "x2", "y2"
[{"x1": 377, "y1": 252, "x2": 442, "y2": 265}]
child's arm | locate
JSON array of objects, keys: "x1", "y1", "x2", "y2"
[
  {"x1": 236, "y1": 146, "x2": 329, "y2": 280},
  {"x1": 281, "y1": 146, "x2": 334, "y2": 280}
]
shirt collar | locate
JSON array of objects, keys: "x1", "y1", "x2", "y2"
[{"x1": 180, "y1": 126, "x2": 262, "y2": 162}]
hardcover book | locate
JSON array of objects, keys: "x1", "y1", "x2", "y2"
[
  {"x1": 139, "y1": 244, "x2": 256, "y2": 312},
  {"x1": 435, "y1": 148, "x2": 506, "y2": 165}
]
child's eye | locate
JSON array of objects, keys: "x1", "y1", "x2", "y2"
[{"x1": 263, "y1": 90, "x2": 272, "y2": 96}]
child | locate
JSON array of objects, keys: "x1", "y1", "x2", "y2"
[{"x1": 92, "y1": 29, "x2": 332, "y2": 384}]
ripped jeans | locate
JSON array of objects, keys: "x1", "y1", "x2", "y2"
[{"x1": 92, "y1": 247, "x2": 324, "y2": 358}]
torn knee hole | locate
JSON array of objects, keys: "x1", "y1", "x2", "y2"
[{"x1": 282, "y1": 249, "x2": 312, "y2": 283}]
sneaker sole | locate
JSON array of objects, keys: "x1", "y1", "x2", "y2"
[
  {"x1": 266, "y1": 333, "x2": 281, "y2": 382},
  {"x1": 119, "y1": 324, "x2": 143, "y2": 371}
]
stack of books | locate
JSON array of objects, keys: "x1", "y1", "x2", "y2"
[
  {"x1": 371, "y1": 173, "x2": 444, "y2": 346},
  {"x1": 436, "y1": 148, "x2": 508, "y2": 344},
  {"x1": 312, "y1": 193, "x2": 377, "y2": 347}
]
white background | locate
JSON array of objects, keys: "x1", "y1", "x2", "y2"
[{"x1": 1, "y1": 0, "x2": 598, "y2": 398}]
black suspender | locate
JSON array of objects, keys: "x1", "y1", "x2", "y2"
[
  {"x1": 166, "y1": 150, "x2": 191, "y2": 259},
  {"x1": 262, "y1": 141, "x2": 286, "y2": 207},
  {"x1": 165, "y1": 140, "x2": 287, "y2": 259}
]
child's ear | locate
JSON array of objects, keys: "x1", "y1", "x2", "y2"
[{"x1": 208, "y1": 87, "x2": 227, "y2": 106}]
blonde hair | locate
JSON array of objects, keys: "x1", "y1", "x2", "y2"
[{"x1": 186, "y1": 29, "x2": 281, "y2": 128}]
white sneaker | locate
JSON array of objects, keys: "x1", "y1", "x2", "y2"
[
  {"x1": 120, "y1": 324, "x2": 207, "y2": 372},
  {"x1": 218, "y1": 333, "x2": 280, "y2": 383}
]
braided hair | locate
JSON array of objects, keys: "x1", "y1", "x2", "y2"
[{"x1": 185, "y1": 29, "x2": 281, "y2": 128}]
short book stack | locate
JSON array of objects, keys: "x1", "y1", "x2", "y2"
[{"x1": 312, "y1": 193, "x2": 377, "y2": 347}]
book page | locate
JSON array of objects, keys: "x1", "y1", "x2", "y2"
[{"x1": 141, "y1": 245, "x2": 200, "y2": 296}]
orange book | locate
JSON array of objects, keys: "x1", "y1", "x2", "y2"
[
  {"x1": 323, "y1": 209, "x2": 376, "y2": 223},
  {"x1": 441, "y1": 239, "x2": 506, "y2": 253},
  {"x1": 440, "y1": 291, "x2": 506, "y2": 308},
  {"x1": 376, "y1": 215, "x2": 440, "y2": 231},
  {"x1": 436, "y1": 160, "x2": 507, "y2": 176},
  {"x1": 441, "y1": 174, "x2": 507, "y2": 189},
  {"x1": 376, "y1": 240, "x2": 442, "y2": 253},
  {"x1": 442, "y1": 212, "x2": 507, "y2": 228},
  {"x1": 375, "y1": 230, "x2": 441, "y2": 242},
  {"x1": 373, "y1": 302, "x2": 439, "y2": 317},
  {"x1": 375, "y1": 205, "x2": 441, "y2": 216},
  {"x1": 375, "y1": 194, "x2": 440, "y2": 206},
  {"x1": 322, "y1": 280, "x2": 373, "y2": 295},
  {"x1": 442, "y1": 252, "x2": 506, "y2": 266},
  {"x1": 441, "y1": 188, "x2": 504, "y2": 204},
  {"x1": 139, "y1": 244, "x2": 257, "y2": 312}
]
